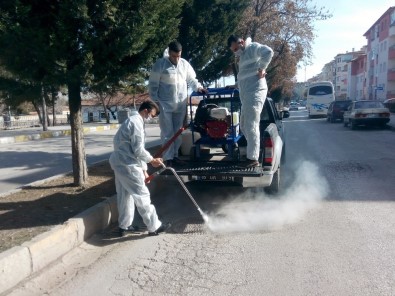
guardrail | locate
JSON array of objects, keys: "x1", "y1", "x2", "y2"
[
  {"x1": 0, "y1": 118, "x2": 69, "y2": 130},
  {"x1": 0, "y1": 119, "x2": 40, "y2": 130}
]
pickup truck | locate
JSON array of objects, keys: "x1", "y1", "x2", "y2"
[{"x1": 172, "y1": 89, "x2": 289, "y2": 193}]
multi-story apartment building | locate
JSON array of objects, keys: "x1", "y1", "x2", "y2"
[
  {"x1": 334, "y1": 50, "x2": 364, "y2": 100},
  {"x1": 321, "y1": 61, "x2": 335, "y2": 84},
  {"x1": 349, "y1": 53, "x2": 367, "y2": 100},
  {"x1": 363, "y1": 7, "x2": 395, "y2": 100}
]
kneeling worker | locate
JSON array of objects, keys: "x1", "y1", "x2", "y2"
[{"x1": 109, "y1": 100, "x2": 171, "y2": 237}]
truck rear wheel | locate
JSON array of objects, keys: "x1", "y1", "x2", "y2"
[{"x1": 265, "y1": 168, "x2": 280, "y2": 194}]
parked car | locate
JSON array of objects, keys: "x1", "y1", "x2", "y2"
[
  {"x1": 289, "y1": 103, "x2": 299, "y2": 111},
  {"x1": 343, "y1": 100, "x2": 391, "y2": 129},
  {"x1": 383, "y1": 98, "x2": 395, "y2": 112},
  {"x1": 327, "y1": 100, "x2": 352, "y2": 123}
]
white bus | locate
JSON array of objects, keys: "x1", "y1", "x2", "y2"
[{"x1": 306, "y1": 81, "x2": 335, "y2": 117}]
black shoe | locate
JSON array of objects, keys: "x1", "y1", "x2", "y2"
[
  {"x1": 165, "y1": 160, "x2": 173, "y2": 167},
  {"x1": 119, "y1": 225, "x2": 141, "y2": 237},
  {"x1": 148, "y1": 222, "x2": 171, "y2": 236}
]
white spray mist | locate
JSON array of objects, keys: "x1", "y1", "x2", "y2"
[{"x1": 206, "y1": 161, "x2": 329, "y2": 233}]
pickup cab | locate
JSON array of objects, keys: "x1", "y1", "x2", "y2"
[{"x1": 173, "y1": 89, "x2": 288, "y2": 193}]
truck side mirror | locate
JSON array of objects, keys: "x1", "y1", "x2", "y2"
[{"x1": 282, "y1": 111, "x2": 290, "y2": 119}]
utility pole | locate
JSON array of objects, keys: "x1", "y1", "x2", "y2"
[{"x1": 304, "y1": 66, "x2": 307, "y2": 83}]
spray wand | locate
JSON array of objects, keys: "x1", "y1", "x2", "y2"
[{"x1": 145, "y1": 162, "x2": 209, "y2": 223}]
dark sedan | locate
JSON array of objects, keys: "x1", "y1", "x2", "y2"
[{"x1": 327, "y1": 100, "x2": 352, "y2": 123}]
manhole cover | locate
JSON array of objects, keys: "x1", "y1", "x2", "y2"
[{"x1": 169, "y1": 217, "x2": 207, "y2": 234}]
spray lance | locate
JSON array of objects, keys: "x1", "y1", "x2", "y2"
[{"x1": 145, "y1": 162, "x2": 209, "y2": 223}]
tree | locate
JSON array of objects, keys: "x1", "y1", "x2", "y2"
[
  {"x1": 60, "y1": 1, "x2": 185, "y2": 185},
  {"x1": 177, "y1": 0, "x2": 250, "y2": 85},
  {"x1": 89, "y1": 73, "x2": 147, "y2": 124},
  {"x1": 236, "y1": 0, "x2": 331, "y2": 101},
  {"x1": 0, "y1": 0, "x2": 185, "y2": 186}
]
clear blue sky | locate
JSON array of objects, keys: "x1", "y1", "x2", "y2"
[{"x1": 296, "y1": 0, "x2": 394, "y2": 82}]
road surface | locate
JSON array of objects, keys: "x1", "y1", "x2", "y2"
[{"x1": 8, "y1": 110, "x2": 395, "y2": 296}]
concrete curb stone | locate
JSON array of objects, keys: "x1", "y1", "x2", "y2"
[
  {"x1": 22, "y1": 222, "x2": 80, "y2": 274},
  {"x1": 0, "y1": 195, "x2": 117, "y2": 295},
  {"x1": 68, "y1": 196, "x2": 115, "y2": 242},
  {"x1": 0, "y1": 247, "x2": 32, "y2": 293},
  {"x1": 0, "y1": 124, "x2": 120, "y2": 145}
]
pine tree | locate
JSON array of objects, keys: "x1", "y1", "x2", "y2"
[
  {"x1": 178, "y1": 0, "x2": 249, "y2": 85},
  {"x1": 0, "y1": 0, "x2": 184, "y2": 185}
]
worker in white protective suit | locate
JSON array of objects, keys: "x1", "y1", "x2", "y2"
[
  {"x1": 227, "y1": 35, "x2": 274, "y2": 168},
  {"x1": 149, "y1": 41, "x2": 207, "y2": 167},
  {"x1": 109, "y1": 101, "x2": 171, "y2": 237}
]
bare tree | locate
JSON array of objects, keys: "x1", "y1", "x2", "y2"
[{"x1": 235, "y1": 0, "x2": 331, "y2": 100}]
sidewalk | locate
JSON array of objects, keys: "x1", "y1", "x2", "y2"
[{"x1": 0, "y1": 121, "x2": 120, "y2": 145}]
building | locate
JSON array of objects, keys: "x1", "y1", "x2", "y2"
[
  {"x1": 349, "y1": 53, "x2": 367, "y2": 100},
  {"x1": 321, "y1": 61, "x2": 335, "y2": 84},
  {"x1": 363, "y1": 7, "x2": 395, "y2": 100},
  {"x1": 81, "y1": 92, "x2": 152, "y2": 123}
]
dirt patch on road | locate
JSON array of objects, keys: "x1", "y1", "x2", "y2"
[{"x1": 0, "y1": 162, "x2": 115, "y2": 253}]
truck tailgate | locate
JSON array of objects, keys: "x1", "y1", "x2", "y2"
[{"x1": 171, "y1": 161, "x2": 269, "y2": 178}]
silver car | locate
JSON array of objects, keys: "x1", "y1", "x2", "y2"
[{"x1": 343, "y1": 100, "x2": 391, "y2": 129}]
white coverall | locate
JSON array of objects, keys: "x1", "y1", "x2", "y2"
[
  {"x1": 149, "y1": 50, "x2": 202, "y2": 161},
  {"x1": 109, "y1": 111, "x2": 161, "y2": 232},
  {"x1": 237, "y1": 39, "x2": 274, "y2": 161}
]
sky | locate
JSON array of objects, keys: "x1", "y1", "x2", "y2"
[{"x1": 296, "y1": 0, "x2": 394, "y2": 82}]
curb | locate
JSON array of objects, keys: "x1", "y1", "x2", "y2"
[
  {"x1": 0, "y1": 196, "x2": 118, "y2": 294},
  {"x1": 0, "y1": 144, "x2": 161, "y2": 294},
  {"x1": 0, "y1": 124, "x2": 120, "y2": 145}
]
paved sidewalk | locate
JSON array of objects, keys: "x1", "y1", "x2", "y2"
[{"x1": 0, "y1": 121, "x2": 121, "y2": 145}]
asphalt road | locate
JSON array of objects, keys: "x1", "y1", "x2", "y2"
[
  {"x1": 0, "y1": 125, "x2": 161, "y2": 195},
  {"x1": 8, "y1": 110, "x2": 395, "y2": 296}
]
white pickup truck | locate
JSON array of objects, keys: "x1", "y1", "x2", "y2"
[{"x1": 172, "y1": 88, "x2": 289, "y2": 193}]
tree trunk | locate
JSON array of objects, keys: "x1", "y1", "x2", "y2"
[
  {"x1": 108, "y1": 107, "x2": 117, "y2": 120},
  {"x1": 99, "y1": 93, "x2": 110, "y2": 124},
  {"x1": 32, "y1": 101, "x2": 43, "y2": 124},
  {"x1": 52, "y1": 89, "x2": 57, "y2": 126},
  {"x1": 41, "y1": 86, "x2": 48, "y2": 131},
  {"x1": 68, "y1": 80, "x2": 88, "y2": 186}
]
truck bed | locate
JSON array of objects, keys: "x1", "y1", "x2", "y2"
[
  {"x1": 166, "y1": 149, "x2": 268, "y2": 180},
  {"x1": 172, "y1": 161, "x2": 266, "y2": 178}
]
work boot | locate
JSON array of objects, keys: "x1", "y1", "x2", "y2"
[
  {"x1": 119, "y1": 225, "x2": 141, "y2": 237},
  {"x1": 148, "y1": 222, "x2": 171, "y2": 236}
]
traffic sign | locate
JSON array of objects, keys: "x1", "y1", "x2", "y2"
[{"x1": 375, "y1": 86, "x2": 383, "y2": 90}]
